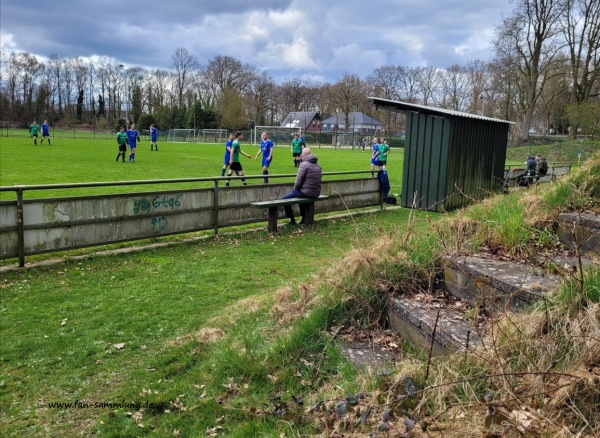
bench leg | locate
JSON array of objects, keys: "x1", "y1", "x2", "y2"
[
  {"x1": 267, "y1": 206, "x2": 278, "y2": 233},
  {"x1": 303, "y1": 202, "x2": 315, "y2": 225}
]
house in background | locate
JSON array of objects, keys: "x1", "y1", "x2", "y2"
[
  {"x1": 320, "y1": 112, "x2": 382, "y2": 134},
  {"x1": 280, "y1": 111, "x2": 321, "y2": 132}
]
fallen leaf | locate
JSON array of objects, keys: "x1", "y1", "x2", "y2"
[
  {"x1": 114, "y1": 343, "x2": 125, "y2": 350},
  {"x1": 61, "y1": 318, "x2": 68, "y2": 326}
]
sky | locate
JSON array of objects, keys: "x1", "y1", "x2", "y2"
[{"x1": 0, "y1": 0, "x2": 514, "y2": 83}]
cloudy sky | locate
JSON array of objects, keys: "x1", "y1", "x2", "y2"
[{"x1": 1, "y1": 0, "x2": 513, "y2": 83}]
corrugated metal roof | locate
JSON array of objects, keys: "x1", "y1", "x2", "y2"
[{"x1": 369, "y1": 97, "x2": 516, "y2": 124}]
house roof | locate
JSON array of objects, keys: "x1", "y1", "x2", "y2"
[
  {"x1": 368, "y1": 97, "x2": 515, "y2": 124},
  {"x1": 280, "y1": 112, "x2": 320, "y2": 129},
  {"x1": 321, "y1": 112, "x2": 382, "y2": 126}
]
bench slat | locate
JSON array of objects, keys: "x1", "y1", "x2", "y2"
[{"x1": 251, "y1": 195, "x2": 329, "y2": 208}]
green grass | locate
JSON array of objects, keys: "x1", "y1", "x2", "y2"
[
  {"x1": 0, "y1": 136, "x2": 404, "y2": 200},
  {"x1": 0, "y1": 208, "x2": 435, "y2": 437},
  {"x1": 505, "y1": 138, "x2": 600, "y2": 165}
]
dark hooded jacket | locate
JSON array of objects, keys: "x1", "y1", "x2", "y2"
[
  {"x1": 526, "y1": 155, "x2": 537, "y2": 174},
  {"x1": 295, "y1": 153, "x2": 322, "y2": 197}
]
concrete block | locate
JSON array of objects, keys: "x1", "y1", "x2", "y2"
[
  {"x1": 444, "y1": 256, "x2": 560, "y2": 310},
  {"x1": 557, "y1": 212, "x2": 600, "y2": 256},
  {"x1": 388, "y1": 297, "x2": 480, "y2": 356}
]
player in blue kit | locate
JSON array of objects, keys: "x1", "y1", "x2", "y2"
[
  {"x1": 150, "y1": 124, "x2": 158, "y2": 151},
  {"x1": 127, "y1": 123, "x2": 140, "y2": 162},
  {"x1": 221, "y1": 133, "x2": 235, "y2": 176},
  {"x1": 370, "y1": 136, "x2": 380, "y2": 176},
  {"x1": 255, "y1": 131, "x2": 274, "y2": 183},
  {"x1": 40, "y1": 120, "x2": 51, "y2": 145}
]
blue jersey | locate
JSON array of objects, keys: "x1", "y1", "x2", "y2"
[
  {"x1": 41, "y1": 123, "x2": 49, "y2": 136},
  {"x1": 126, "y1": 129, "x2": 139, "y2": 148},
  {"x1": 371, "y1": 143, "x2": 380, "y2": 164},
  {"x1": 224, "y1": 139, "x2": 233, "y2": 164},
  {"x1": 260, "y1": 139, "x2": 273, "y2": 167},
  {"x1": 150, "y1": 127, "x2": 157, "y2": 142}
]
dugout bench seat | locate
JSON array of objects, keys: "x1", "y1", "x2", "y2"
[{"x1": 251, "y1": 195, "x2": 329, "y2": 233}]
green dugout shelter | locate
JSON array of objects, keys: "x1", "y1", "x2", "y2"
[{"x1": 370, "y1": 98, "x2": 513, "y2": 212}]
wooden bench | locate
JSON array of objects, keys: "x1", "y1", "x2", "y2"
[{"x1": 251, "y1": 195, "x2": 329, "y2": 232}]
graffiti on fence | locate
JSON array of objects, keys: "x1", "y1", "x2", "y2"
[
  {"x1": 151, "y1": 216, "x2": 168, "y2": 231},
  {"x1": 133, "y1": 194, "x2": 182, "y2": 214}
]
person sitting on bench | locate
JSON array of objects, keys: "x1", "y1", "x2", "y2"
[{"x1": 283, "y1": 147, "x2": 322, "y2": 225}]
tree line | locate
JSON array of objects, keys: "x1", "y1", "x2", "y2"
[{"x1": 0, "y1": 0, "x2": 598, "y2": 141}]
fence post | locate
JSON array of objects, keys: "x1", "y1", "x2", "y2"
[
  {"x1": 16, "y1": 188, "x2": 25, "y2": 267},
  {"x1": 213, "y1": 180, "x2": 219, "y2": 235}
]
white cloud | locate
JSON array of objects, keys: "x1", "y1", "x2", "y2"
[
  {"x1": 0, "y1": 0, "x2": 514, "y2": 82},
  {"x1": 0, "y1": 32, "x2": 18, "y2": 51}
]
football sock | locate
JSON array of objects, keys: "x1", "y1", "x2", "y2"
[
  {"x1": 242, "y1": 179, "x2": 247, "y2": 185},
  {"x1": 48, "y1": 139, "x2": 51, "y2": 145},
  {"x1": 221, "y1": 168, "x2": 226, "y2": 176},
  {"x1": 116, "y1": 154, "x2": 120, "y2": 161},
  {"x1": 40, "y1": 139, "x2": 44, "y2": 144},
  {"x1": 263, "y1": 170, "x2": 269, "y2": 183}
]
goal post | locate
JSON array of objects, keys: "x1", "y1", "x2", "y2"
[
  {"x1": 166, "y1": 129, "x2": 195, "y2": 143},
  {"x1": 252, "y1": 126, "x2": 302, "y2": 146}
]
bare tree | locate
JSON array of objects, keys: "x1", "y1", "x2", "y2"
[
  {"x1": 494, "y1": 0, "x2": 569, "y2": 140},
  {"x1": 562, "y1": 0, "x2": 600, "y2": 137},
  {"x1": 466, "y1": 60, "x2": 490, "y2": 114},
  {"x1": 416, "y1": 66, "x2": 441, "y2": 106},
  {"x1": 326, "y1": 74, "x2": 366, "y2": 133},
  {"x1": 367, "y1": 65, "x2": 403, "y2": 100},
  {"x1": 244, "y1": 71, "x2": 276, "y2": 126},
  {"x1": 201, "y1": 55, "x2": 256, "y2": 108},
  {"x1": 400, "y1": 67, "x2": 421, "y2": 102},
  {"x1": 170, "y1": 47, "x2": 199, "y2": 107},
  {"x1": 439, "y1": 64, "x2": 470, "y2": 111},
  {"x1": 366, "y1": 65, "x2": 403, "y2": 133}
]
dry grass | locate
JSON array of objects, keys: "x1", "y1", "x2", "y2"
[
  {"x1": 270, "y1": 283, "x2": 321, "y2": 325},
  {"x1": 163, "y1": 327, "x2": 225, "y2": 348}
]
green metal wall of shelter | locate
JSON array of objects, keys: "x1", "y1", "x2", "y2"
[{"x1": 370, "y1": 98, "x2": 512, "y2": 212}]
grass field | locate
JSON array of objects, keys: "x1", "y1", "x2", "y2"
[
  {"x1": 0, "y1": 136, "x2": 404, "y2": 200},
  {"x1": 0, "y1": 206, "x2": 436, "y2": 437}
]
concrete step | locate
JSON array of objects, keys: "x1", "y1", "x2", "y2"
[
  {"x1": 387, "y1": 296, "x2": 480, "y2": 356},
  {"x1": 444, "y1": 256, "x2": 560, "y2": 311},
  {"x1": 556, "y1": 212, "x2": 600, "y2": 256}
]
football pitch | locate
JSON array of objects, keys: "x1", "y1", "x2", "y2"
[{"x1": 0, "y1": 136, "x2": 403, "y2": 200}]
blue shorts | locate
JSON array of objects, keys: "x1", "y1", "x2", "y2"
[
  {"x1": 224, "y1": 153, "x2": 231, "y2": 165},
  {"x1": 371, "y1": 159, "x2": 380, "y2": 166},
  {"x1": 262, "y1": 158, "x2": 271, "y2": 168}
]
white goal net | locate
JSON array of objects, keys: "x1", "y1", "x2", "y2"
[
  {"x1": 196, "y1": 129, "x2": 228, "y2": 144},
  {"x1": 252, "y1": 126, "x2": 302, "y2": 146},
  {"x1": 166, "y1": 129, "x2": 195, "y2": 143}
]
